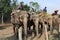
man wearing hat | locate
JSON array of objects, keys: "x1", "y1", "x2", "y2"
[{"x1": 52, "y1": 10, "x2": 58, "y2": 16}]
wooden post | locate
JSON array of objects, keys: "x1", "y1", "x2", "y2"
[
  {"x1": 18, "y1": 27, "x2": 22, "y2": 40},
  {"x1": 45, "y1": 25, "x2": 48, "y2": 40}
]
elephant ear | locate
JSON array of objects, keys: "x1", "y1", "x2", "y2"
[{"x1": 26, "y1": 14, "x2": 28, "y2": 17}]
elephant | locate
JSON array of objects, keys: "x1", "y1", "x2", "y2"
[
  {"x1": 37, "y1": 11, "x2": 52, "y2": 35},
  {"x1": 51, "y1": 14, "x2": 60, "y2": 34},
  {"x1": 18, "y1": 10, "x2": 40, "y2": 40},
  {"x1": 11, "y1": 9, "x2": 48, "y2": 40},
  {"x1": 30, "y1": 11, "x2": 46, "y2": 36},
  {"x1": 11, "y1": 10, "x2": 28, "y2": 40},
  {"x1": 31, "y1": 14, "x2": 39, "y2": 36},
  {"x1": 11, "y1": 10, "x2": 20, "y2": 33},
  {"x1": 43, "y1": 14, "x2": 60, "y2": 35},
  {"x1": 41, "y1": 12, "x2": 60, "y2": 35},
  {"x1": 11, "y1": 10, "x2": 39, "y2": 40}
]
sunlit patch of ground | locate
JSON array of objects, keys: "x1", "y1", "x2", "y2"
[
  {"x1": 0, "y1": 24, "x2": 60, "y2": 40},
  {"x1": 49, "y1": 29, "x2": 59, "y2": 40},
  {"x1": 0, "y1": 24, "x2": 18, "y2": 40}
]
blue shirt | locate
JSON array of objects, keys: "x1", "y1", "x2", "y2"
[{"x1": 43, "y1": 8, "x2": 47, "y2": 12}]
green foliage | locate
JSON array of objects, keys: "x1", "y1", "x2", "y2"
[
  {"x1": 12, "y1": 0, "x2": 17, "y2": 8},
  {"x1": 0, "y1": 0, "x2": 16, "y2": 23},
  {"x1": 23, "y1": 4, "x2": 30, "y2": 11},
  {"x1": 20, "y1": 1, "x2": 24, "y2": 5},
  {"x1": 0, "y1": 0, "x2": 11, "y2": 12},
  {"x1": 29, "y1": 2, "x2": 40, "y2": 12}
]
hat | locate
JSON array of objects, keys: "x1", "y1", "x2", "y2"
[{"x1": 54, "y1": 10, "x2": 58, "y2": 12}]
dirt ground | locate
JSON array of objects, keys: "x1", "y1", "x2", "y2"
[
  {"x1": 0, "y1": 24, "x2": 18, "y2": 40},
  {"x1": 0, "y1": 23, "x2": 60, "y2": 40}
]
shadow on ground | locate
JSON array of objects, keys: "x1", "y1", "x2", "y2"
[
  {"x1": 0, "y1": 35, "x2": 18, "y2": 40},
  {"x1": 0, "y1": 27, "x2": 6, "y2": 30}
]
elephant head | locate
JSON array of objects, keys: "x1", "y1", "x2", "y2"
[{"x1": 11, "y1": 10, "x2": 20, "y2": 24}]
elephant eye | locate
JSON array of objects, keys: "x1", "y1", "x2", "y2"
[{"x1": 12, "y1": 13, "x2": 14, "y2": 15}]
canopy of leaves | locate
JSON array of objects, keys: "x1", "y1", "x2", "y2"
[
  {"x1": 29, "y1": 2, "x2": 40, "y2": 12},
  {"x1": 0, "y1": 0, "x2": 16, "y2": 23},
  {"x1": 23, "y1": 4, "x2": 30, "y2": 11},
  {"x1": 0, "y1": 0, "x2": 12, "y2": 12}
]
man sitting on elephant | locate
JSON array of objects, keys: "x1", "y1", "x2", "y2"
[
  {"x1": 17, "y1": 3, "x2": 24, "y2": 12},
  {"x1": 52, "y1": 10, "x2": 58, "y2": 16},
  {"x1": 43, "y1": 6, "x2": 47, "y2": 13},
  {"x1": 18, "y1": 3, "x2": 23, "y2": 10},
  {"x1": 43, "y1": 6, "x2": 47, "y2": 17}
]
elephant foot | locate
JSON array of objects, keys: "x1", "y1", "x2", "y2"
[
  {"x1": 24, "y1": 32, "x2": 27, "y2": 40},
  {"x1": 36, "y1": 32, "x2": 39, "y2": 37},
  {"x1": 24, "y1": 36, "x2": 27, "y2": 40},
  {"x1": 24, "y1": 37, "x2": 26, "y2": 40},
  {"x1": 50, "y1": 31, "x2": 53, "y2": 35},
  {"x1": 50, "y1": 28, "x2": 53, "y2": 35}
]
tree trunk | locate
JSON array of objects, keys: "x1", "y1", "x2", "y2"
[{"x1": 2, "y1": 12, "x2": 4, "y2": 24}]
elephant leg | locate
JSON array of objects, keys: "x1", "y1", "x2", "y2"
[
  {"x1": 23, "y1": 18, "x2": 27, "y2": 40},
  {"x1": 29, "y1": 26, "x2": 31, "y2": 30},
  {"x1": 13, "y1": 24, "x2": 19, "y2": 39},
  {"x1": 57, "y1": 24, "x2": 59, "y2": 34},
  {"x1": 40, "y1": 22, "x2": 44, "y2": 34},
  {"x1": 13, "y1": 24, "x2": 16, "y2": 34},
  {"x1": 13, "y1": 25, "x2": 15, "y2": 33},
  {"x1": 49, "y1": 21, "x2": 53, "y2": 35},
  {"x1": 42, "y1": 22, "x2": 45, "y2": 33},
  {"x1": 33, "y1": 24, "x2": 35, "y2": 31},
  {"x1": 15, "y1": 25, "x2": 19, "y2": 39},
  {"x1": 35, "y1": 19, "x2": 39, "y2": 36}
]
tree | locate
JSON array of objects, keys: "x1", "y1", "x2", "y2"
[
  {"x1": 30, "y1": 2, "x2": 40, "y2": 12},
  {"x1": 12, "y1": 0, "x2": 17, "y2": 9},
  {"x1": 0, "y1": 0, "x2": 13, "y2": 24},
  {"x1": 23, "y1": 4, "x2": 30, "y2": 11},
  {"x1": 20, "y1": 1, "x2": 24, "y2": 5}
]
